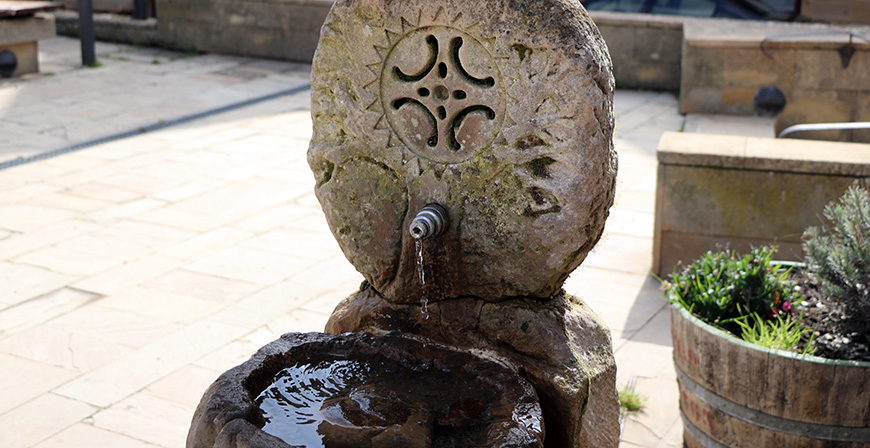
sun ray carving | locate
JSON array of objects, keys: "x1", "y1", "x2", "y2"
[{"x1": 346, "y1": 4, "x2": 511, "y2": 164}]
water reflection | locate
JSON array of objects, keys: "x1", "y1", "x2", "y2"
[{"x1": 257, "y1": 360, "x2": 370, "y2": 448}]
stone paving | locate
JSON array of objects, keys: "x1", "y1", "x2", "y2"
[
  {"x1": 0, "y1": 36, "x2": 686, "y2": 447},
  {"x1": 0, "y1": 37, "x2": 311, "y2": 162}
]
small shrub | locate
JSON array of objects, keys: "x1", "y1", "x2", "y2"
[
  {"x1": 803, "y1": 184, "x2": 870, "y2": 320},
  {"x1": 663, "y1": 246, "x2": 803, "y2": 336}
]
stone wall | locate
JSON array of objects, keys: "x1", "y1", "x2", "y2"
[
  {"x1": 55, "y1": 0, "x2": 133, "y2": 14},
  {"x1": 680, "y1": 19, "x2": 870, "y2": 142},
  {"x1": 802, "y1": 0, "x2": 870, "y2": 25},
  {"x1": 653, "y1": 132, "x2": 870, "y2": 277},
  {"x1": 156, "y1": 0, "x2": 331, "y2": 61},
  {"x1": 589, "y1": 11, "x2": 683, "y2": 91},
  {"x1": 54, "y1": 11, "x2": 162, "y2": 47}
]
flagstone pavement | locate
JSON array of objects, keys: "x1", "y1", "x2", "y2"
[{"x1": 0, "y1": 35, "x2": 771, "y2": 448}]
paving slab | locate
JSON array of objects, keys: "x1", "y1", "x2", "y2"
[
  {"x1": 32, "y1": 422, "x2": 162, "y2": 448},
  {"x1": 0, "y1": 37, "x2": 693, "y2": 448},
  {"x1": 0, "y1": 36, "x2": 311, "y2": 162},
  {"x1": 684, "y1": 113, "x2": 776, "y2": 138},
  {"x1": 0, "y1": 393, "x2": 97, "y2": 448}
]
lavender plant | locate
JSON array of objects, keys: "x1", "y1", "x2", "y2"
[{"x1": 803, "y1": 184, "x2": 870, "y2": 320}]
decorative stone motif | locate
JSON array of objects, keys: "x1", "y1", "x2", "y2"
[
  {"x1": 381, "y1": 26, "x2": 504, "y2": 163},
  {"x1": 309, "y1": 0, "x2": 617, "y2": 303}
]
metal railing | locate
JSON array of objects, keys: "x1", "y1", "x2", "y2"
[{"x1": 777, "y1": 122, "x2": 870, "y2": 139}]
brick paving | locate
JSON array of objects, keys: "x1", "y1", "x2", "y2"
[{"x1": 0, "y1": 36, "x2": 686, "y2": 447}]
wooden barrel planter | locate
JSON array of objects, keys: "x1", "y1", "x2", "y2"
[{"x1": 670, "y1": 305, "x2": 870, "y2": 448}]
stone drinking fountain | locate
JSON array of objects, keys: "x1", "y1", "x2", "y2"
[{"x1": 187, "y1": 0, "x2": 619, "y2": 446}]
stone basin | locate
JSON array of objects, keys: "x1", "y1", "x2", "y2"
[{"x1": 187, "y1": 332, "x2": 545, "y2": 448}]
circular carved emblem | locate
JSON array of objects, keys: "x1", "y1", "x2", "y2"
[{"x1": 380, "y1": 26, "x2": 505, "y2": 164}]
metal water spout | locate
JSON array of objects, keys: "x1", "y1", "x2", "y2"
[{"x1": 409, "y1": 204, "x2": 448, "y2": 240}]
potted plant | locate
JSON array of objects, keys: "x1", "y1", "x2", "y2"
[{"x1": 663, "y1": 184, "x2": 870, "y2": 448}]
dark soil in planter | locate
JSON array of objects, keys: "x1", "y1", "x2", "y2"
[{"x1": 793, "y1": 273, "x2": 870, "y2": 362}]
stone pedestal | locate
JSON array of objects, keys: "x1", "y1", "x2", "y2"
[
  {"x1": 326, "y1": 286, "x2": 621, "y2": 448},
  {"x1": 0, "y1": 14, "x2": 56, "y2": 77}
]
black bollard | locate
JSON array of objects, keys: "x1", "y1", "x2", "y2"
[
  {"x1": 132, "y1": 0, "x2": 148, "y2": 20},
  {"x1": 77, "y1": 0, "x2": 96, "y2": 66},
  {"x1": 0, "y1": 49, "x2": 17, "y2": 78}
]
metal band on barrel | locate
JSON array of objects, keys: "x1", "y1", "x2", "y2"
[{"x1": 677, "y1": 366, "x2": 870, "y2": 442}]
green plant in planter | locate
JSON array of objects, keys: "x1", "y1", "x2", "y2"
[
  {"x1": 736, "y1": 313, "x2": 816, "y2": 355},
  {"x1": 663, "y1": 246, "x2": 807, "y2": 349},
  {"x1": 803, "y1": 184, "x2": 870, "y2": 320}
]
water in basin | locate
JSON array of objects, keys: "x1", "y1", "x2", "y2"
[{"x1": 255, "y1": 353, "x2": 528, "y2": 448}]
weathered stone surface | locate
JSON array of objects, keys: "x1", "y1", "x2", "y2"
[
  {"x1": 592, "y1": 12, "x2": 682, "y2": 91},
  {"x1": 801, "y1": 0, "x2": 870, "y2": 25},
  {"x1": 325, "y1": 286, "x2": 620, "y2": 448},
  {"x1": 775, "y1": 89, "x2": 869, "y2": 143},
  {"x1": 652, "y1": 132, "x2": 870, "y2": 276},
  {"x1": 187, "y1": 332, "x2": 545, "y2": 448},
  {"x1": 308, "y1": 0, "x2": 617, "y2": 303},
  {"x1": 155, "y1": 0, "x2": 331, "y2": 62},
  {"x1": 0, "y1": 15, "x2": 56, "y2": 46},
  {"x1": 56, "y1": 0, "x2": 132, "y2": 13}
]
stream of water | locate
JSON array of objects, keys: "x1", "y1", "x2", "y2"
[
  {"x1": 415, "y1": 239, "x2": 425, "y2": 286},
  {"x1": 415, "y1": 239, "x2": 429, "y2": 320}
]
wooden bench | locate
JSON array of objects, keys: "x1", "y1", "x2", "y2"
[{"x1": 0, "y1": 1, "x2": 63, "y2": 77}]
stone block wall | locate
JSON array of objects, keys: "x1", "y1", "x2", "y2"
[
  {"x1": 774, "y1": 44, "x2": 870, "y2": 142},
  {"x1": 156, "y1": 0, "x2": 331, "y2": 61},
  {"x1": 802, "y1": 0, "x2": 870, "y2": 25},
  {"x1": 589, "y1": 11, "x2": 683, "y2": 91},
  {"x1": 653, "y1": 132, "x2": 870, "y2": 277},
  {"x1": 680, "y1": 19, "x2": 870, "y2": 142},
  {"x1": 54, "y1": 11, "x2": 162, "y2": 47},
  {"x1": 55, "y1": 0, "x2": 133, "y2": 13}
]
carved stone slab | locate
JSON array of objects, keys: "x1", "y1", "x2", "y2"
[{"x1": 308, "y1": 0, "x2": 616, "y2": 302}]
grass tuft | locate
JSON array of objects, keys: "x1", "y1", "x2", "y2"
[{"x1": 618, "y1": 384, "x2": 646, "y2": 417}]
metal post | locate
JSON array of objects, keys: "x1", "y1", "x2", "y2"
[
  {"x1": 132, "y1": 0, "x2": 148, "y2": 20},
  {"x1": 77, "y1": 0, "x2": 96, "y2": 66}
]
